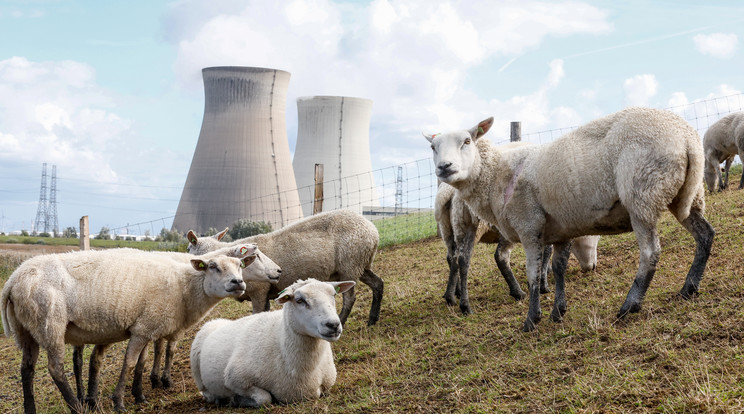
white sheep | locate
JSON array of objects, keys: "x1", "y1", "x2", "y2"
[
  {"x1": 1, "y1": 245, "x2": 259, "y2": 413},
  {"x1": 436, "y1": 181, "x2": 600, "y2": 314},
  {"x1": 187, "y1": 209, "x2": 383, "y2": 326},
  {"x1": 70, "y1": 245, "x2": 280, "y2": 408},
  {"x1": 190, "y1": 278, "x2": 355, "y2": 407},
  {"x1": 703, "y1": 111, "x2": 744, "y2": 192},
  {"x1": 426, "y1": 107, "x2": 714, "y2": 332}
]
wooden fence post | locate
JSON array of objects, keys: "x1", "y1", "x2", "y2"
[
  {"x1": 313, "y1": 164, "x2": 324, "y2": 215},
  {"x1": 510, "y1": 121, "x2": 521, "y2": 142},
  {"x1": 79, "y1": 215, "x2": 90, "y2": 251}
]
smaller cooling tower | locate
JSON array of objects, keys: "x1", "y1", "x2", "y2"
[
  {"x1": 293, "y1": 96, "x2": 380, "y2": 216},
  {"x1": 172, "y1": 66, "x2": 303, "y2": 234}
]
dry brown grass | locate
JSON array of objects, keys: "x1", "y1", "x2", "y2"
[{"x1": 1, "y1": 176, "x2": 744, "y2": 413}]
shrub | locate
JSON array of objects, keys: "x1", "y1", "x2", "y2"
[{"x1": 228, "y1": 219, "x2": 272, "y2": 240}]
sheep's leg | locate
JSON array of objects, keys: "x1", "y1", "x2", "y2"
[
  {"x1": 738, "y1": 151, "x2": 744, "y2": 189},
  {"x1": 160, "y1": 339, "x2": 178, "y2": 388},
  {"x1": 716, "y1": 160, "x2": 726, "y2": 191},
  {"x1": 495, "y1": 238, "x2": 526, "y2": 300},
  {"x1": 230, "y1": 387, "x2": 273, "y2": 408},
  {"x1": 617, "y1": 216, "x2": 661, "y2": 318},
  {"x1": 85, "y1": 344, "x2": 109, "y2": 409},
  {"x1": 338, "y1": 286, "x2": 356, "y2": 325},
  {"x1": 132, "y1": 342, "x2": 149, "y2": 403},
  {"x1": 550, "y1": 241, "x2": 572, "y2": 322},
  {"x1": 722, "y1": 158, "x2": 731, "y2": 190},
  {"x1": 455, "y1": 228, "x2": 477, "y2": 315},
  {"x1": 47, "y1": 342, "x2": 84, "y2": 413},
  {"x1": 72, "y1": 345, "x2": 85, "y2": 404},
  {"x1": 19, "y1": 327, "x2": 40, "y2": 414},
  {"x1": 150, "y1": 339, "x2": 164, "y2": 388},
  {"x1": 522, "y1": 241, "x2": 546, "y2": 332},
  {"x1": 679, "y1": 208, "x2": 715, "y2": 298},
  {"x1": 443, "y1": 237, "x2": 459, "y2": 306},
  {"x1": 112, "y1": 336, "x2": 149, "y2": 411},
  {"x1": 540, "y1": 245, "x2": 552, "y2": 294},
  {"x1": 361, "y1": 268, "x2": 384, "y2": 326}
]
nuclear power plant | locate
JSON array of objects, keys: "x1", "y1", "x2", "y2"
[
  {"x1": 293, "y1": 96, "x2": 379, "y2": 216},
  {"x1": 172, "y1": 66, "x2": 303, "y2": 234}
]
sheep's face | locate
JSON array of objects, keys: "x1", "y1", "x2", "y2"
[
  {"x1": 242, "y1": 248, "x2": 282, "y2": 284},
  {"x1": 192, "y1": 256, "x2": 247, "y2": 298},
  {"x1": 277, "y1": 280, "x2": 356, "y2": 342},
  {"x1": 425, "y1": 117, "x2": 494, "y2": 185}
]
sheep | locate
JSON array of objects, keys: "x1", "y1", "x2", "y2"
[
  {"x1": 436, "y1": 180, "x2": 600, "y2": 314},
  {"x1": 1, "y1": 245, "x2": 259, "y2": 413},
  {"x1": 70, "y1": 245, "x2": 280, "y2": 408},
  {"x1": 187, "y1": 209, "x2": 383, "y2": 326},
  {"x1": 703, "y1": 111, "x2": 744, "y2": 192},
  {"x1": 190, "y1": 278, "x2": 356, "y2": 407},
  {"x1": 426, "y1": 107, "x2": 714, "y2": 332}
]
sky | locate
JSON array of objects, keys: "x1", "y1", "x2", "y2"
[{"x1": 0, "y1": 0, "x2": 742, "y2": 235}]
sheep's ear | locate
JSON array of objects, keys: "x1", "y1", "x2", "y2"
[
  {"x1": 423, "y1": 132, "x2": 439, "y2": 143},
  {"x1": 329, "y1": 281, "x2": 356, "y2": 295},
  {"x1": 191, "y1": 259, "x2": 208, "y2": 272},
  {"x1": 240, "y1": 255, "x2": 256, "y2": 268},
  {"x1": 276, "y1": 288, "x2": 293, "y2": 304},
  {"x1": 230, "y1": 244, "x2": 257, "y2": 258},
  {"x1": 216, "y1": 227, "x2": 229, "y2": 241},
  {"x1": 468, "y1": 117, "x2": 494, "y2": 140},
  {"x1": 187, "y1": 230, "x2": 199, "y2": 246}
]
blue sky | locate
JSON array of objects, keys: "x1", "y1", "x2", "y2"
[{"x1": 0, "y1": 0, "x2": 742, "y2": 235}]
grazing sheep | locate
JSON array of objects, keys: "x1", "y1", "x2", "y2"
[
  {"x1": 436, "y1": 181, "x2": 600, "y2": 314},
  {"x1": 187, "y1": 209, "x2": 383, "y2": 326},
  {"x1": 190, "y1": 278, "x2": 355, "y2": 407},
  {"x1": 1, "y1": 246, "x2": 257, "y2": 413},
  {"x1": 703, "y1": 111, "x2": 744, "y2": 192},
  {"x1": 426, "y1": 107, "x2": 714, "y2": 332},
  {"x1": 70, "y1": 245, "x2": 280, "y2": 408}
]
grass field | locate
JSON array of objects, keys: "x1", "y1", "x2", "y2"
[{"x1": 1, "y1": 175, "x2": 743, "y2": 413}]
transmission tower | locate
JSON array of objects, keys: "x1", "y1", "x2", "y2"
[
  {"x1": 33, "y1": 163, "x2": 48, "y2": 234},
  {"x1": 395, "y1": 166, "x2": 403, "y2": 215},
  {"x1": 49, "y1": 165, "x2": 59, "y2": 234}
]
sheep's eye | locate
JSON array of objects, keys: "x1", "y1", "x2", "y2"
[
  {"x1": 208, "y1": 263, "x2": 220, "y2": 272},
  {"x1": 464, "y1": 138, "x2": 471, "y2": 145},
  {"x1": 295, "y1": 297, "x2": 306, "y2": 305},
  {"x1": 430, "y1": 144, "x2": 435, "y2": 151}
]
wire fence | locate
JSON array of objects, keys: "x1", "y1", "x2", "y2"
[{"x1": 111, "y1": 93, "x2": 744, "y2": 247}]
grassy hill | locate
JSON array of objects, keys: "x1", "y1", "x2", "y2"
[{"x1": 1, "y1": 174, "x2": 743, "y2": 413}]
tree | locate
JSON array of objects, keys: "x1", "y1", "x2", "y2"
[
  {"x1": 157, "y1": 227, "x2": 186, "y2": 243},
  {"x1": 21, "y1": 230, "x2": 29, "y2": 236},
  {"x1": 95, "y1": 226, "x2": 110, "y2": 240},
  {"x1": 228, "y1": 219, "x2": 272, "y2": 240},
  {"x1": 63, "y1": 227, "x2": 78, "y2": 238}
]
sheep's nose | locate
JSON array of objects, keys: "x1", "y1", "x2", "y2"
[
  {"x1": 438, "y1": 162, "x2": 452, "y2": 171},
  {"x1": 230, "y1": 278, "x2": 242, "y2": 285},
  {"x1": 325, "y1": 321, "x2": 340, "y2": 331},
  {"x1": 276, "y1": 269, "x2": 282, "y2": 274}
]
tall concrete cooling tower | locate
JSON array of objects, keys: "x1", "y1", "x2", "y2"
[
  {"x1": 293, "y1": 96, "x2": 379, "y2": 216},
  {"x1": 172, "y1": 66, "x2": 303, "y2": 234}
]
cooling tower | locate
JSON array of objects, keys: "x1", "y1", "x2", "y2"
[
  {"x1": 293, "y1": 96, "x2": 379, "y2": 216},
  {"x1": 172, "y1": 66, "x2": 303, "y2": 234}
]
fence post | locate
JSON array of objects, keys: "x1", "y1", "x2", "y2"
[
  {"x1": 313, "y1": 164, "x2": 324, "y2": 215},
  {"x1": 510, "y1": 121, "x2": 521, "y2": 142},
  {"x1": 79, "y1": 215, "x2": 90, "y2": 251}
]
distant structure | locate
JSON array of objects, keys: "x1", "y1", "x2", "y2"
[
  {"x1": 172, "y1": 66, "x2": 303, "y2": 234},
  {"x1": 33, "y1": 162, "x2": 58, "y2": 234},
  {"x1": 293, "y1": 96, "x2": 379, "y2": 216}
]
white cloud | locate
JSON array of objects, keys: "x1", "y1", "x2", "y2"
[
  {"x1": 0, "y1": 57, "x2": 130, "y2": 182},
  {"x1": 693, "y1": 33, "x2": 738, "y2": 59},
  {"x1": 623, "y1": 74, "x2": 658, "y2": 106}
]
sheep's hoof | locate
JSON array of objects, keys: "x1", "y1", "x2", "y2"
[
  {"x1": 511, "y1": 290, "x2": 527, "y2": 301},
  {"x1": 84, "y1": 397, "x2": 98, "y2": 410},
  {"x1": 111, "y1": 398, "x2": 126, "y2": 412},
  {"x1": 161, "y1": 376, "x2": 172, "y2": 389},
  {"x1": 540, "y1": 285, "x2": 551, "y2": 294},
  {"x1": 150, "y1": 374, "x2": 162, "y2": 388},
  {"x1": 522, "y1": 318, "x2": 537, "y2": 332},
  {"x1": 550, "y1": 307, "x2": 565, "y2": 322},
  {"x1": 134, "y1": 395, "x2": 147, "y2": 404},
  {"x1": 443, "y1": 294, "x2": 457, "y2": 306},
  {"x1": 679, "y1": 284, "x2": 698, "y2": 300},
  {"x1": 616, "y1": 301, "x2": 641, "y2": 319},
  {"x1": 459, "y1": 303, "x2": 472, "y2": 315}
]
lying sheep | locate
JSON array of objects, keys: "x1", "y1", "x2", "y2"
[
  {"x1": 703, "y1": 111, "x2": 744, "y2": 192},
  {"x1": 426, "y1": 107, "x2": 714, "y2": 332},
  {"x1": 70, "y1": 245, "x2": 280, "y2": 408},
  {"x1": 188, "y1": 209, "x2": 383, "y2": 326},
  {"x1": 191, "y1": 278, "x2": 355, "y2": 407},
  {"x1": 1, "y1": 246, "x2": 258, "y2": 413},
  {"x1": 436, "y1": 181, "x2": 600, "y2": 314}
]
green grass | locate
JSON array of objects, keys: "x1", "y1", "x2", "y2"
[
  {"x1": 2, "y1": 174, "x2": 744, "y2": 412},
  {"x1": 373, "y1": 211, "x2": 437, "y2": 248},
  {"x1": 0, "y1": 234, "x2": 187, "y2": 251}
]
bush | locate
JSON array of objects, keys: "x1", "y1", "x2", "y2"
[
  {"x1": 62, "y1": 227, "x2": 78, "y2": 238},
  {"x1": 157, "y1": 228, "x2": 187, "y2": 244},
  {"x1": 95, "y1": 227, "x2": 110, "y2": 240},
  {"x1": 38, "y1": 232, "x2": 51, "y2": 238},
  {"x1": 20, "y1": 230, "x2": 29, "y2": 236},
  {"x1": 228, "y1": 219, "x2": 272, "y2": 240}
]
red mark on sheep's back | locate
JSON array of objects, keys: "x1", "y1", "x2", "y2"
[{"x1": 504, "y1": 159, "x2": 526, "y2": 205}]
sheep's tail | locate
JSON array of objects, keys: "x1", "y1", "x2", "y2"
[
  {"x1": 672, "y1": 134, "x2": 706, "y2": 222},
  {"x1": 1, "y1": 284, "x2": 15, "y2": 338}
]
